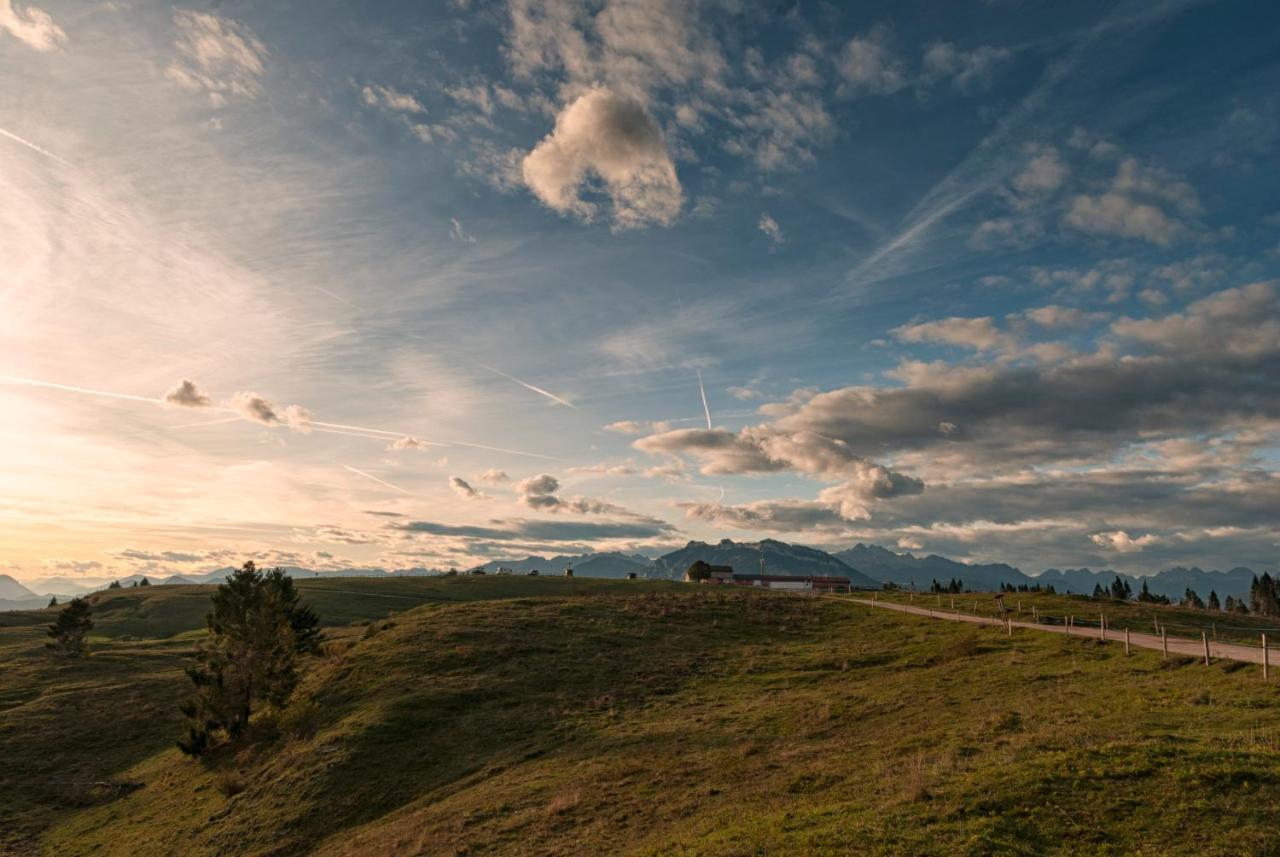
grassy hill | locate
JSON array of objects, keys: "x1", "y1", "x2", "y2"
[{"x1": 5, "y1": 577, "x2": 1280, "y2": 855}]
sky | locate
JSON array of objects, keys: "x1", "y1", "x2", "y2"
[{"x1": 2, "y1": 0, "x2": 1279, "y2": 585}]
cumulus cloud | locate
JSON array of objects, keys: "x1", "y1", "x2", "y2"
[
  {"x1": 0, "y1": 0, "x2": 65, "y2": 51},
  {"x1": 166, "y1": 11, "x2": 268, "y2": 105},
  {"x1": 228, "y1": 391, "x2": 311, "y2": 432},
  {"x1": 362, "y1": 84, "x2": 426, "y2": 114},
  {"x1": 758, "y1": 212, "x2": 784, "y2": 246},
  {"x1": 1090, "y1": 530, "x2": 1160, "y2": 553},
  {"x1": 522, "y1": 88, "x2": 682, "y2": 229},
  {"x1": 838, "y1": 26, "x2": 907, "y2": 96},
  {"x1": 479, "y1": 468, "x2": 510, "y2": 483},
  {"x1": 1064, "y1": 157, "x2": 1201, "y2": 246},
  {"x1": 513, "y1": 471, "x2": 633, "y2": 515},
  {"x1": 164, "y1": 379, "x2": 211, "y2": 408},
  {"x1": 893, "y1": 316, "x2": 1016, "y2": 353},
  {"x1": 449, "y1": 476, "x2": 482, "y2": 499},
  {"x1": 920, "y1": 42, "x2": 1012, "y2": 92},
  {"x1": 635, "y1": 426, "x2": 923, "y2": 521}
]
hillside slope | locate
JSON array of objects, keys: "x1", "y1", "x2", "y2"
[{"x1": 9, "y1": 578, "x2": 1280, "y2": 855}]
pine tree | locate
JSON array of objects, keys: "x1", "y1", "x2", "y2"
[
  {"x1": 46, "y1": 597, "x2": 93, "y2": 657},
  {"x1": 108, "y1": 580, "x2": 121, "y2": 589},
  {"x1": 1092, "y1": 582, "x2": 1106, "y2": 599},
  {"x1": 1208, "y1": 590, "x2": 1221, "y2": 612},
  {"x1": 178, "y1": 562, "x2": 322, "y2": 756},
  {"x1": 139, "y1": 577, "x2": 150, "y2": 587},
  {"x1": 47, "y1": 595, "x2": 58, "y2": 608}
]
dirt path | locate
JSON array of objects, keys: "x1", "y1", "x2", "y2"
[{"x1": 848, "y1": 597, "x2": 1274, "y2": 668}]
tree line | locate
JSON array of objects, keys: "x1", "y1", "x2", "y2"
[{"x1": 44, "y1": 560, "x2": 323, "y2": 757}]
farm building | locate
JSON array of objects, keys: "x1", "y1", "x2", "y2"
[{"x1": 730, "y1": 574, "x2": 852, "y2": 593}]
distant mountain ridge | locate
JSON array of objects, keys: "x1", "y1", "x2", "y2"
[
  {"x1": 834, "y1": 543, "x2": 1271, "y2": 601},
  {"x1": 834, "y1": 544, "x2": 1030, "y2": 592},
  {"x1": 648, "y1": 539, "x2": 881, "y2": 588},
  {"x1": 479, "y1": 552, "x2": 650, "y2": 578}
]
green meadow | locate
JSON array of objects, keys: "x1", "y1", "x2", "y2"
[{"x1": 4, "y1": 577, "x2": 1280, "y2": 856}]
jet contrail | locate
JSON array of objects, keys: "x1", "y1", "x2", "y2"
[
  {"x1": 0, "y1": 374, "x2": 562, "y2": 460},
  {"x1": 0, "y1": 375, "x2": 169, "y2": 406},
  {"x1": 479, "y1": 364, "x2": 575, "y2": 408},
  {"x1": 697, "y1": 369, "x2": 712, "y2": 430},
  {"x1": 0, "y1": 126, "x2": 71, "y2": 166},
  {"x1": 342, "y1": 464, "x2": 409, "y2": 493},
  {"x1": 166, "y1": 416, "x2": 242, "y2": 430}
]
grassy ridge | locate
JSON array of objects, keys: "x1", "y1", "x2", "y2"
[
  {"x1": 0, "y1": 577, "x2": 668, "y2": 854},
  {"x1": 7, "y1": 578, "x2": 1280, "y2": 855}
]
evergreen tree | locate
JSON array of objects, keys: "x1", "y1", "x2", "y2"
[
  {"x1": 46, "y1": 597, "x2": 93, "y2": 657},
  {"x1": 108, "y1": 580, "x2": 121, "y2": 589},
  {"x1": 178, "y1": 562, "x2": 321, "y2": 756},
  {"x1": 1182, "y1": 588, "x2": 1206, "y2": 610},
  {"x1": 1250, "y1": 574, "x2": 1279, "y2": 618},
  {"x1": 1208, "y1": 590, "x2": 1221, "y2": 612},
  {"x1": 1137, "y1": 580, "x2": 1153, "y2": 603},
  {"x1": 47, "y1": 595, "x2": 57, "y2": 608},
  {"x1": 1092, "y1": 582, "x2": 1106, "y2": 599},
  {"x1": 139, "y1": 577, "x2": 150, "y2": 586}
]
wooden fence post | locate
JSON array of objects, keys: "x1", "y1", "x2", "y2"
[
  {"x1": 1125, "y1": 628, "x2": 1131, "y2": 656},
  {"x1": 1006, "y1": 617, "x2": 1012, "y2": 636},
  {"x1": 1032, "y1": 605, "x2": 1038, "y2": 622},
  {"x1": 1202, "y1": 631, "x2": 1210, "y2": 666},
  {"x1": 1153, "y1": 617, "x2": 1159, "y2": 635},
  {"x1": 1066, "y1": 616, "x2": 1071, "y2": 636},
  {"x1": 1161, "y1": 627, "x2": 1168, "y2": 659},
  {"x1": 1264, "y1": 634, "x2": 1269, "y2": 681},
  {"x1": 1100, "y1": 613, "x2": 1106, "y2": 642}
]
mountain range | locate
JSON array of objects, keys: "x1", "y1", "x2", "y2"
[
  {"x1": 5, "y1": 542, "x2": 1274, "y2": 611},
  {"x1": 647, "y1": 539, "x2": 882, "y2": 588}
]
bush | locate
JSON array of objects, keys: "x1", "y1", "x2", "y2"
[
  {"x1": 214, "y1": 770, "x2": 246, "y2": 798},
  {"x1": 276, "y1": 698, "x2": 324, "y2": 740}
]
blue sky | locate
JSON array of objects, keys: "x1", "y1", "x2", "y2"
[{"x1": 2, "y1": 0, "x2": 1278, "y2": 583}]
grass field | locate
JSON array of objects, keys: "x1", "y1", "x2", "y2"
[
  {"x1": 5, "y1": 576, "x2": 1280, "y2": 855},
  {"x1": 869, "y1": 588, "x2": 1280, "y2": 648}
]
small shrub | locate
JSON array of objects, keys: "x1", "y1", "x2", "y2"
[
  {"x1": 214, "y1": 770, "x2": 246, "y2": 798},
  {"x1": 277, "y1": 698, "x2": 324, "y2": 740}
]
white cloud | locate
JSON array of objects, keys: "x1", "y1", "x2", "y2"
[
  {"x1": 228, "y1": 392, "x2": 311, "y2": 432},
  {"x1": 838, "y1": 26, "x2": 907, "y2": 96},
  {"x1": 522, "y1": 87, "x2": 683, "y2": 229},
  {"x1": 1090, "y1": 530, "x2": 1160, "y2": 553},
  {"x1": 757, "y1": 212, "x2": 784, "y2": 246},
  {"x1": 166, "y1": 11, "x2": 268, "y2": 104},
  {"x1": 894, "y1": 316, "x2": 1016, "y2": 353},
  {"x1": 0, "y1": 0, "x2": 64, "y2": 52},
  {"x1": 921, "y1": 42, "x2": 1012, "y2": 92},
  {"x1": 1063, "y1": 157, "x2": 1201, "y2": 246},
  {"x1": 362, "y1": 84, "x2": 426, "y2": 114},
  {"x1": 479, "y1": 468, "x2": 510, "y2": 483},
  {"x1": 449, "y1": 217, "x2": 476, "y2": 243},
  {"x1": 387, "y1": 436, "x2": 436, "y2": 451}
]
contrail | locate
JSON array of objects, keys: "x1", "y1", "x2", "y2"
[
  {"x1": 479, "y1": 364, "x2": 575, "y2": 408},
  {"x1": 0, "y1": 375, "x2": 169, "y2": 406},
  {"x1": 0, "y1": 374, "x2": 562, "y2": 460},
  {"x1": 342, "y1": 464, "x2": 409, "y2": 493},
  {"x1": 697, "y1": 369, "x2": 712, "y2": 430},
  {"x1": 0, "y1": 126, "x2": 71, "y2": 166},
  {"x1": 166, "y1": 416, "x2": 242, "y2": 430}
]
